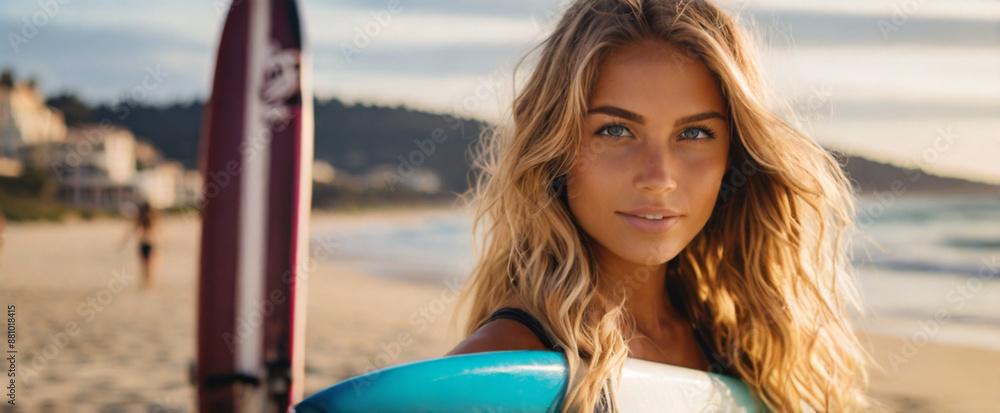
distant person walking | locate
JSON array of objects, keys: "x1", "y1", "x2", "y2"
[
  {"x1": 0, "y1": 203, "x2": 6, "y2": 259},
  {"x1": 122, "y1": 201, "x2": 161, "y2": 290}
]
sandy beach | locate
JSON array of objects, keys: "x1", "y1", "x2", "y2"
[{"x1": 1, "y1": 207, "x2": 997, "y2": 412}]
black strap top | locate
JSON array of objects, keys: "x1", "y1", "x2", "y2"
[
  {"x1": 480, "y1": 307, "x2": 736, "y2": 377},
  {"x1": 479, "y1": 307, "x2": 561, "y2": 350},
  {"x1": 479, "y1": 307, "x2": 737, "y2": 412},
  {"x1": 480, "y1": 307, "x2": 606, "y2": 412}
]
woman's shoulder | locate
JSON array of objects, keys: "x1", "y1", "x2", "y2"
[{"x1": 445, "y1": 310, "x2": 550, "y2": 356}]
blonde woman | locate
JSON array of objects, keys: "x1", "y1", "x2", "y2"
[{"x1": 447, "y1": 0, "x2": 876, "y2": 411}]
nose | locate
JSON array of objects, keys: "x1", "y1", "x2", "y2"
[{"x1": 633, "y1": 145, "x2": 678, "y2": 193}]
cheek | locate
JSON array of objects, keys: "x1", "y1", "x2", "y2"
[
  {"x1": 565, "y1": 157, "x2": 615, "y2": 220},
  {"x1": 566, "y1": 162, "x2": 597, "y2": 213},
  {"x1": 679, "y1": 151, "x2": 729, "y2": 213}
]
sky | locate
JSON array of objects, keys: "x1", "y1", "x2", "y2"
[{"x1": 1, "y1": 0, "x2": 999, "y2": 182}]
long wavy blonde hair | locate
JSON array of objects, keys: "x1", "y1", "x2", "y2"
[{"x1": 454, "y1": 0, "x2": 877, "y2": 411}]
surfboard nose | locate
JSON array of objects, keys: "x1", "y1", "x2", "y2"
[
  {"x1": 295, "y1": 350, "x2": 568, "y2": 412},
  {"x1": 294, "y1": 350, "x2": 766, "y2": 412}
]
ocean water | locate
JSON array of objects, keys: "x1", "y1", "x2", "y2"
[
  {"x1": 313, "y1": 194, "x2": 1000, "y2": 350},
  {"x1": 312, "y1": 213, "x2": 476, "y2": 284},
  {"x1": 852, "y1": 194, "x2": 1000, "y2": 350}
]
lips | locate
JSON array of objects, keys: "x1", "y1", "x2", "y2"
[
  {"x1": 618, "y1": 207, "x2": 682, "y2": 217},
  {"x1": 616, "y1": 209, "x2": 683, "y2": 234}
]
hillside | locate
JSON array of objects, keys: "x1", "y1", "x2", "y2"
[
  {"x1": 91, "y1": 99, "x2": 487, "y2": 193},
  {"x1": 833, "y1": 151, "x2": 1000, "y2": 196},
  {"x1": 87, "y1": 100, "x2": 998, "y2": 197}
]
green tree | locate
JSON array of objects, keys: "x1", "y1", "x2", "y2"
[{"x1": 45, "y1": 92, "x2": 92, "y2": 125}]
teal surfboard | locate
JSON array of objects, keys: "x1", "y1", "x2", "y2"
[{"x1": 293, "y1": 351, "x2": 765, "y2": 412}]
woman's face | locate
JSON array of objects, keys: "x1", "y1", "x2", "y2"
[{"x1": 567, "y1": 38, "x2": 731, "y2": 271}]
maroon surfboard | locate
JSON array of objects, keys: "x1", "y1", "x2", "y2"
[{"x1": 196, "y1": 0, "x2": 313, "y2": 411}]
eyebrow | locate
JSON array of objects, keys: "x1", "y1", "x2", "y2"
[{"x1": 587, "y1": 106, "x2": 728, "y2": 127}]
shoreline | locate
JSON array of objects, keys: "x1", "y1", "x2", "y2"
[
  {"x1": 858, "y1": 331, "x2": 1000, "y2": 412},
  {"x1": 1, "y1": 206, "x2": 996, "y2": 412}
]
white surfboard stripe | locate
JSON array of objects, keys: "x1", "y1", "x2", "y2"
[
  {"x1": 236, "y1": 0, "x2": 270, "y2": 410},
  {"x1": 290, "y1": 32, "x2": 314, "y2": 404}
]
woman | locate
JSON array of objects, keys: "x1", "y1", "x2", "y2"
[
  {"x1": 447, "y1": 0, "x2": 875, "y2": 411},
  {"x1": 0, "y1": 202, "x2": 6, "y2": 257},
  {"x1": 123, "y1": 200, "x2": 161, "y2": 290}
]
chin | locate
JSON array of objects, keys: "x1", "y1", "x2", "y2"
[{"x1": 618, "y1": 241, "x2": 684, "y2": 267}]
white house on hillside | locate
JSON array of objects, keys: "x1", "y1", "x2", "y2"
[{"x1": 0, "y1": 81, "x2": 67, "y2": 176}]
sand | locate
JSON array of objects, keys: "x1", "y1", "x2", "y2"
[{"x1": 0, "y1": 207, "x2": 996, "y2": 412}]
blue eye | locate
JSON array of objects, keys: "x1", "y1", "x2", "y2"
[
  {"x1": 680, "y1": 126, "x2": 716, "y2": 140},
  {"x1": 597, "y1": 123, "x2": 633, "y2": 139},
  {"x1": 595, "y1": 124, "x2": 717, "y2": 140}
]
